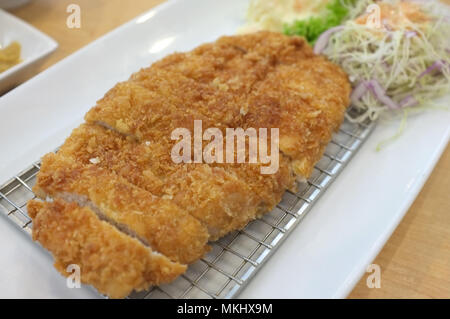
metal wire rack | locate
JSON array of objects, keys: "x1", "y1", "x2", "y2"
[{"x1": 0, "y1": 109, "x2": 375, "y2": 299}]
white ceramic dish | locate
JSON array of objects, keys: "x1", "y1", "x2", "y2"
[
  {"x1": 0, "y1": 9, "x2": 57, "y2": 94},
  {"x1": 0, "y1": 0, "x2": 448, "y2": 298}
]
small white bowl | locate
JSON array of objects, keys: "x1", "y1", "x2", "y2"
[{"x1": 0, "y1": 9, "x2": 58, "y2": 94}]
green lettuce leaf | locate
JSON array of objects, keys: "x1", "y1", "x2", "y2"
[{"x1": 284, "y1": 0, "x2": 356, "y2": 44}]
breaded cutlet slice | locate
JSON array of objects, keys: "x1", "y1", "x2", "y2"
[
  {"x1": 28, "y1": 199, "x2": 186, "y2": 299},
  {"x1": 85, "y1": 32, "x2": 350, "y2": 180},
  {"x1": 89, "y1": 32, "x2": 314, "y2": 137},
  {"x1": 164, "y1": 164, "x2": 260, "y2": 240},
  {"x1": 59, "y1": 123, "x2": 295, "y2": 200},
  {"x1": 154, "y1": 32, "x2": 350, "y2": 179},
  {"x1": 57, "y1": 125, "x2": 261, "y2": 240},
  {"x1": 34, "y1": 153, "x2": 210, "y2": 264},
  {"x1": 149, "y1": 32, "x2": 315, "y2": 119},
  {"x1": 83, "y1": 82, "x2": 203, "y2": 143},
  {"x1": 150, "y1": 32, "x2": 313, "y2": 90},
  {"x1": 58, "y1": 124, "x2": 295, "y2": 239},
  {"x1": 245, "y1": 58, "x2": 351, "y2": 178},
  {"x1": 213, "y1": 157, "x2": 296, "y2": 213},
  {"x1": 212, "y1": 31, "x2": 315, "y2": 65},
  {"x1": 130, "y1": 67, "x2": 246, "y2": 129},
  {"x1": 85, "y1": 73, "x2": 225, "y2": 143},
  {"x1": 57, "y1": 123, "x2": 168, "y2": 197}
]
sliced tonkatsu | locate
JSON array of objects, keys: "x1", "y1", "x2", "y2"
[{"x1": 28, "y1": 31, "x2": 351, "y2": 298}]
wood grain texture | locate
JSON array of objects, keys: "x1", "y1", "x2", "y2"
[{"x1": 8, "y1": 0, "x2": 450, "y2": 299}]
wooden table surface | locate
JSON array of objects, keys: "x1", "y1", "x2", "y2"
[{"x1": 8, "y1": 0, "x2": 450, "y2": 299}]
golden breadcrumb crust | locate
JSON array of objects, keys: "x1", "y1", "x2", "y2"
[
  {"x1": 58, "y1": 124, "x2": 295, "y2": 239},
  {"x1": 244, "y1": 58, "x2": 350, "y2": 177},
  {"x1": 85, "y1": 31, "x2": 350, "y2": 178},
  {"x1": 34, "y1": 153, "x2": 210, "y2": 264},
  {"x1": 57, "y1": 124, "x2": 259, "y2": 240},
  {"x1": 28, "y1": 199, "x2": 186, "y2": 299},
  {"x1": 30, "y1": 31, "x2": 350, "y2": 298}
]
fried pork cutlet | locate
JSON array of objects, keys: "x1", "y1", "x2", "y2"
[
  {"x1": 244, "y1": 57, "x2": 350, "y2": 178},
  {"x1": 30, "y1": 31, "x2": 350, "y2": 298},
  {"x1": 57, "y1": 124, "x2": 284, "y2": 240},
  {"x1": 58, "y1": 123, "x2": 297, "y2": 239},
  {"x1": 86, "y1": 32, "x2": 314, "y2": 143},
  {"x1": 34, "y1": 153, "x2": 210, "y2": 264},
  {"x1": 85, "y1": 31, "x2": 349, "y2": 180},
  {"x1": 86, "y1": 75, "x2": 221, "y2": 144},
  {"x1": 28, "y1": 199, "x2": 186, "y2": 299},
  {"x1": 130, "y1": 67, "x2": 245, "y2": 129},
  {"x1": 149, "y1": 31, "x2": 314, "y2": 95},
  {"x1": 155, "y1": 33, "x2": 350, "y2": 178}
]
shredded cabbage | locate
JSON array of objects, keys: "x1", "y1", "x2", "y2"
[{"x1": 322, "y1": 0, "x2": 450, "y2": 124}]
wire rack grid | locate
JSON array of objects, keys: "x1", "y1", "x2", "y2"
[{"x1": 0, "y1": 110, "x2": 375, "y2": 299}]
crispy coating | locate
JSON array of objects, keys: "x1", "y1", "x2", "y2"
[
  {"x1": 58, "y1": 124, "x2": 277, "y2": 240},
  {"x1": 30, "y1": 31, "x2": 350, "y2": 298},
  {"x1": 28, "y1": 199, "x2": 186, "y2": 299},
  {"x1": 164, "y1": 165, "x2": 257, "y2": 239},
  {"x1": 86, "y1": 31, "x2": 350, "y2": 179},
  {"x1": 58, "y1": 124, "x2": 296, "y2": 239},
  {"x1": 215, "y1": 158, "x2": 296, "y2": 212},
  {"x1": 86, "y1": 32, "x2": 314, "y2": 142},
  {"x1": 34, "y1": 153, "x2": 210, "y2": 264},
  {"x1": 244, "y1": 57, "x2": 350, "y2": 177},
  {"x1": 150, "y1": 31, "x2": 314, "y2": 94},
  {"x1": 130, "y1": 68, "x2": 244, "y2": 129},
  {"x1": 86, "y1": 77, "x2": 214, "y2": 143},
  {"x1": 58, "y1": 124, "x2": 168, "y2": 196}
]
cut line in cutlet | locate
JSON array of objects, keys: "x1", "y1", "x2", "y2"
[
  {"x1": 27, "y1": 199, "x2": 186, "y2": 299},
  {"x1": 85, "y1": 78, "x2": 221, "y2": 144},
  {"x1": 243, "y1": 57, "x2": 350, "y2": 178},
  {"x1": 33, "y1": 152, "x2": 210, "y2": 265},
  {"x1": 57, "y1": 123, "x2": 262, "y2": 240},
  {"x1": 57, "y1": 123, "x2": 296, "y2": 240},
  {"x1": 147, "y1": 31, "x2": 315, "y2": 92}
]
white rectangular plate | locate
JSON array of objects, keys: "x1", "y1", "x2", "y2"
[
  {"x1": 0, "y1": 0, "x2": 448, "y2": 298},
  {"x1": 0, "y1": 9, "x2": 58, "y2": 94}
]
